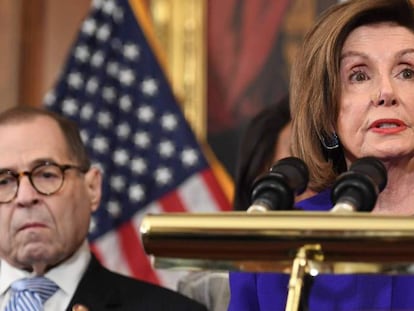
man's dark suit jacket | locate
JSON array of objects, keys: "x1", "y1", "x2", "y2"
[{"x1": 66, "y1": 256, "x2": 208, "y2": 311}]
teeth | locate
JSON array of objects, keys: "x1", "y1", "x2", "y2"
[{"x1": 377, "y1": 123, "x2": 398, "y2": 128}]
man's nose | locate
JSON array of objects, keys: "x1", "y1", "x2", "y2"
[{"x1": 14, "y1": 175, "x2": 39, "y2": 206}]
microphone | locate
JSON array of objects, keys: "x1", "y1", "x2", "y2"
[
  {"x1": 331, "y1": 156, "x2": 387, "y2": 212},
  {"x1": 248, "y1": 157, "x2": 309, "y2": 212}
]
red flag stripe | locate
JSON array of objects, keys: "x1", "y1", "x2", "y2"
[
  {"x1": 91, "y1": 230, "x2": 133, "y2": 277},
  {"x1": 159, "y1": 190, "x2": 187, "y2": 212},
  {"x1": 117, "y1": 222, "x2": 160, "y2": 285},
  {"x1": 90, "y1": 243, "x2": 104, "y2": 263}
]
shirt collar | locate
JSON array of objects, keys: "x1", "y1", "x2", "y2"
[{"x1": 0, "y1": 240, "x2": 91, "y2": 296}]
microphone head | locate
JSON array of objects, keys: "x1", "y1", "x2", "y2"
[
  {"x1": 250, "y1": 157, "x2": 309, "y2": 211},
  {"x1": 331, "y1": 156, "x2": 387, "y2": 212},
  {"x1": 269, "y1": 157, "x2": 309, "y2": 195},
  {"x1": 349, "y1": 156, "x2": 387, "y2": 192}
]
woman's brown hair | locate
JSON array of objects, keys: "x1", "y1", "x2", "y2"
[{"x1": 290, "y1": 0, "x2": 414, "y2": 191}]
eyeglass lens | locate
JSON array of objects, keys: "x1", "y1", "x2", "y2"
[{"x1": 0, "y1": 164, "x2": 65, "y2": 203}]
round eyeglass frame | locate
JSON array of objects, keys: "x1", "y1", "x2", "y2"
[{"x1": 0, "y1": 161, "x2": 88, "y2": 203}]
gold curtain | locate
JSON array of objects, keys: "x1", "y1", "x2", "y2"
[{"x1": 149, "y1": 0, "x2": 207, "y2": 141}]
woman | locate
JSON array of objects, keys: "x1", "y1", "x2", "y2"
[{"x1": 229, "y1": 0, "x2": 414, "y2": 310}]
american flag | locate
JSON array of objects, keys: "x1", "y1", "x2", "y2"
[{"x1": 44, "y1": 0, "x2": 231, "y2": 289}]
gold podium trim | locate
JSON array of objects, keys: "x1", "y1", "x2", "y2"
[{"x1": 140, "y1": 211, "x2": 414, "y2": 274}]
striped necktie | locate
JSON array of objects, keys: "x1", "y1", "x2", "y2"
[{"x1": 5, "y1": 277, "x2": 59, "y2": 311}]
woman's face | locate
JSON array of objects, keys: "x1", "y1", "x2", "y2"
[{"x1": 338, "y1": 22, "x2": 414, "y2": 165}]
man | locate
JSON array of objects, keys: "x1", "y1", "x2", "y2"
[{"x1": 0, "y1": 106, "x2": 207, "y2": 310}]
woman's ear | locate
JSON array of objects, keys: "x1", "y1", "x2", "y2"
[{"x1": 84, "y1": 167, "x2": 102, "y2": 212}]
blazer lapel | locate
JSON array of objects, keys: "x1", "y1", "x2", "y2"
[{"x1": 66, "y1": 255, "x2": 122, "y2": 311}]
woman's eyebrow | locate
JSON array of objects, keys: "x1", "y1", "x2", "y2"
[{"x1": 340, "y1": 51, "x2": 369, "y2": 62}]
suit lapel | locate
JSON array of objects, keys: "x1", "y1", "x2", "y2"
[{"x1": 66, "y1": 255, "x2": 122, "y2": 311}]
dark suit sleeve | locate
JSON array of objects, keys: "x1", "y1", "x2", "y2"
[{"x1": 67, "y1": 255, "x2": 208, "y2": 311}]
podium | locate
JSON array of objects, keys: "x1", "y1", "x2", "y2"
[{"x1": 140, "y1": 211, "x2": 414, "y2": 310}]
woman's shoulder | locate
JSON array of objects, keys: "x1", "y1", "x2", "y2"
[{"x1": 294, "y1": 189, "x2": 332, "y2": 211}]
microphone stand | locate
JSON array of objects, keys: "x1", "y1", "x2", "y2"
[
  {"x1": 249, "y1": 157, "x2": 314, "y2": 310},
  {"x1": 285, "y1": 244, "x2": 323, "y2": 311}
]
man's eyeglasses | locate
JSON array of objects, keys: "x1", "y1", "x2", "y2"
[{"x1": 0, "y1": 162, "x2": 88, "y2": 203}]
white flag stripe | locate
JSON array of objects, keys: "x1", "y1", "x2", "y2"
[
  {"x1": 93, "y1": 231, "x2": 132, "y2": 277},
  {"x1": 178, "y1": 174, "x2": 220, "y2": 212}
]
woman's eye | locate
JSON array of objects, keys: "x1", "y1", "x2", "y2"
[
  {"x1": 350, "y1": 70, "x2": 367, "y2": 82},
  {"x1": 400, "y1": 68, "x2": 414, "y2": 79}
]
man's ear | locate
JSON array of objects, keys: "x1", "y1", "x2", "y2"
[{"x1": 84, "y1": 167, "x2": 102, "y2": 212}]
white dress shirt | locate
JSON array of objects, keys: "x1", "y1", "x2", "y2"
[{"x1": 0, "y1": 240, "x2": 91, "y2": 311}]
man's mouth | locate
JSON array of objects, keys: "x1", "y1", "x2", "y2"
[{"x1": 19, "y1": 223, "x2": 47, "y2": 232}]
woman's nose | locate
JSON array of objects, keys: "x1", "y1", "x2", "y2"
[
  {"x1": 372, "y1": 77, "x2": 397, "y2": 106},
  {"x1": 377, "y1": 94, "x2": 397, "y2": 106}
]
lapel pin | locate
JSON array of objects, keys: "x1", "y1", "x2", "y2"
[{"x1": 72, "y1": 304, "x2": 89, "y2": 311}]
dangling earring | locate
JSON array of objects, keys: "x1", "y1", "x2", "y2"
[{"x1": 321, "y1": 132, "x2": 339, "y2": 150}]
